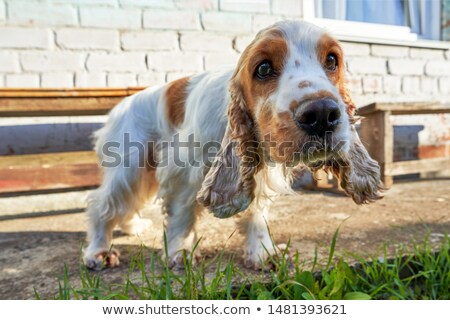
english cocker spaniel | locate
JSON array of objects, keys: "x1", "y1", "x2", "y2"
[{"x1": 83, "y1": 20, "x2": 383, "y2": 270}]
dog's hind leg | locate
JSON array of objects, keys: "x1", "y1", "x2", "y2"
[{"x1": 83, "y1": 157, "x2": 158, "y2": 270}]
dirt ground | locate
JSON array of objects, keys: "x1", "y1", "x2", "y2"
[{"x1": 0, "y1": 179, "x2": 449, "y2": 299}]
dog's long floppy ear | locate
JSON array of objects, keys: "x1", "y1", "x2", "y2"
[
  {"x1": 339, "y1": 79, "x2": 357, "y2": 119},
  {"x1": 325, "y1": 125, "x2": 384, "y2": 204},
  {"x1": 321, "y1": 75, "x2": 383, "y2": 204},
  {"x1": 197, "y1": 79, "x2": 261, "y2": 218}
]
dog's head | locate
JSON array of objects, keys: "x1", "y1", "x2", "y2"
[{"x1": 198, "y1": 21, "x2": 383, "y2": 217}]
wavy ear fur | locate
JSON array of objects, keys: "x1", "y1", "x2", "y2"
[
  {"x1": 325, "y1": 126, "x2": 384, "y2": 204},
  {"x1": 339, "y1": 80, "x2": 357, "y2": 118},
  {"x1": 197, "y1": 81, "x2": 261, "y2": 218}
]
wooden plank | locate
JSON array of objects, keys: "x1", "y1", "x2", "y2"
[
  {"x1": 358, "y1": 102, "x2": 450, "y2": 116},
  {"x1": 0, "y1": 87, "x2": 145, "y2": 98},
  {"x1": 0, "y1": 163, "x2": 100, "y2": 194},
  {"x1": 359, "y1": 110, "x2": 393, "y2": 187},
  {"x1": 0, "y1": 96, "x2": 124, "y2": 116},
  {"x1": 386, "y1": 158, "x2": 450, "y2": 176},
  {"x1": 0, "y1": 151, "x2": 97, "y2": 169},
  {"x1": 0, "y1": 87, "x2": 146, "y2": 117},
  {"x1": 0, "y1": 151, "x2": 100, "y2": 194}
]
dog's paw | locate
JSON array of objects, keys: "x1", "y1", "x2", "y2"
[
  {"x1": 83, "y1": 248, "x2": 120, "y2": 271},
  {"x1": 244, "y1": 243, "x2": 292, "y2": 271},
  {"x1": 163, "y1": 249, "x2": 202, "y2": 270}
]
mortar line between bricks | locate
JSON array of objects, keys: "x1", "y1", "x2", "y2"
[{"x1": 199, "y1": 12, "x2": 205, "y2": 31}]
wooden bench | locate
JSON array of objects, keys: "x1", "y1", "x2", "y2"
[
  {"x1": 358, "y1": 102, "x2": 450, "y2": 188},
  {"x1": 0, "y1": 87, "x2": 144, "y2": 195}
]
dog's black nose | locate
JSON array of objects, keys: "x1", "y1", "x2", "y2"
[{"x1": 296, "y1": 98, "x2": 341, "y2": 136}]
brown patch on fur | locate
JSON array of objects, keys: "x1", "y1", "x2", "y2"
[
  {"x1": 289, "y1": 100, "x2": 299, "y2": 112},
  {"x1": 289, "y1": 90, "x2": 337, "y2": 112},
  {"x1": 165, "y1": 76, "x2": 190, "y2": 127},
  {"x1": 234, "y1": 27, "x2": 288, "y2": 113},
  {"x1": 302, "y1": 90, "x2": 337, "y2": 101},
  {"x1": 298, "y1": 80, "x2": 311, "y2": 89},
  {"x1": 258, "y1": 107, "x2": 305, "y2": 163},
  {"x1": 316, "y1": 34, "x2": 356, "y2": 117}
]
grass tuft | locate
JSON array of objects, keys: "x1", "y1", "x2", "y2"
[{"x1": 36, "y1": 231, "x2": 450, "y2": 300}]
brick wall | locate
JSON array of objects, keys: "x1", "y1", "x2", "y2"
[
  {"x1": 0, "y1": 0, "x2": 448, "y2": 99},
  {"x1": 0, "y1": 0, "x2": 449, "y2": 162},
  {"x1": 0, "y1": 0, "x2": 301, "y2": 88}
]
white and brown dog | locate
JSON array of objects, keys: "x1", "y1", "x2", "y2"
[{"x1": 83, "y1": 20, "x2": 383, "y2": 270}]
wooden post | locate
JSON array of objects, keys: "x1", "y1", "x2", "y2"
[{"x1": 359, "y1": 110, "x2": 393, "y2": 188}]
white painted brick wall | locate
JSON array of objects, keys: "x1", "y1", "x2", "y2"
[
  {"x1": 439, "y1": 78, "x2": 450, "y2": 94},
  {"x1": 86, "y1": 52, "x2": 146, "y2": 72},
  {"x1": 388, "y1": 59, "x2": 425, "y2": 75},
  {"x1": 121, "y1": 31, "x2": 178, "y2": 51},
  {"x1": 220, "y1": 0, "x2": 270, "y2": 14},
  {"x1": 425, "y1": 61, "x2": 450, "y2": 76},
  {"x1": 346, "y1": 75, "x2": 363, "y2": 94},
  {"x1": 383, "y1": 75, "x2": 402, "y2": 94},
  {"x1": 41, "y1": 73, "x2": 74, "y2": 88},
  {"x1": 0, "y1": 1, "x2": 5, "y2": 23},
  {"x1": 21, "y1": 52, "x2": 86, "y2": 72},
  {"x1": 8, "y1": 1, "x2": 78, "y2": 27},
  {"x1": 5, "y1": 74, "x2": 40, "y2": 88},
  {"x1": 147, "y1": 52, "x2": 203, "y2": 72},
  {"x1": 120, "y1": 0, "x2": 176, "y2": 8},
  {"x1": 341, "y1": 43, "x2": 370, "y2": 57},
  {"x1": 75, "y1": 72, "x2": 107, "y2": 87},
  {"x1": 252, "y1": 14, "x2": 283, "y2": 31},
  {"x1": 137, "y1": 72, "x2": 166, "y2": 86},
  {"x1": 143, "y1": 10, "x2": 200, "y2": 30},
  {"x1": 80, "y1": 7, "x2": 141, "y2": 29},
  {"x1": 347, "y1": 57, "x2": 386, "y2": 75},
  {"x1": 180, "y1": 32, "x2": 232, "y2": 52},
  {"x1": 57, "y1": 29, "x2": 120, "y2": 51},
  {"x1": 204, "y1": 52, "x2": 240, "y2": 70},
  {"x1": 51, "y1": 0, "x2": 117, "y2": 5},
  {"x1": 107, "y1": 73, "x2": 137, "y2": 86},
  {"x1": 271, "y1": 0, "x2": 302, "y2": 16},
  {"x1": 174, "y1": 0, "x2": 218, "y2": 11},
  {"x1": 201, "y1": 12, "x2": 252, "y2": 33},
  {"x1": 402, "y1": 76, "x2": 421, "y2": 93},
  {"x1": 371, "y1": 45, "x2": 409, "y2": 58},
  {"x1": 362, "y1": 76, "x2": 383, "y2": 93},
  {"x1": 0, "y1": 52, "x2": 20, "y2": 72},
  {"x1": 421, "y1": 77, "x2": 439, "y2": 94},
  {"x1": 0, "y1": 28, "x2": 52, "y2": 49},
  {"x1": 410, "y1": 48, "x2": 445, "y2": 59}
]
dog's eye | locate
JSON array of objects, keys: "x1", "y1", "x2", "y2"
[
  {"x1": 255, "y1": 61, "x2": 274, "y2": 79},
  {"x1": 324, "y1": 53, "x2": 338, "y2": 72}
]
